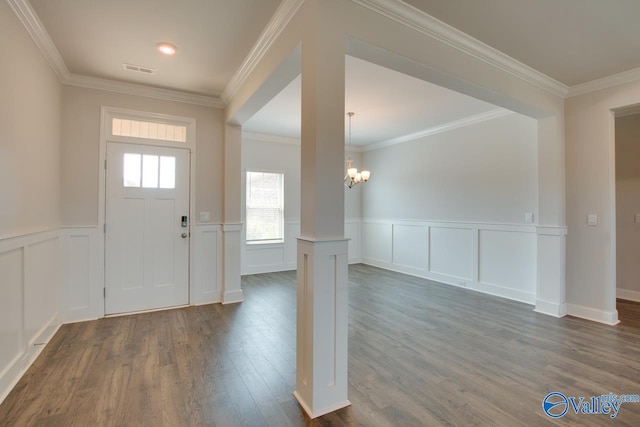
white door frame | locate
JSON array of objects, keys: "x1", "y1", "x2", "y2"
[{"x1": 98, "y1": 106, "x2": 197, "y2": 317}]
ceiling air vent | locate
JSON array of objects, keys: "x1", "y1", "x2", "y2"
[{"x1": 123, "y1": 63, "x2": 156, "y2": 75}]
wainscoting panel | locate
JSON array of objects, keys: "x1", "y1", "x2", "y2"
[
  {"x1": 192, "y1": 224, "x2": 223, "y2": 305},
  {"x1": 362, "y1": 219, "x2": 538, "y2": 304},
  {"x1": 0, "y1": 247, "x2": 23, "y2": 395},
  {"x1": 60, "y1": 227, "x2": 100, "y2": 323},
  {"x1": 345, "y1": 219, "x2": 362, "y2": 264},
  {"x1": 0, "y1": 229, "x2": 61, "y2": 405},
  {"x1": 24, "y1": 237, "x2": 58, "y2": 344},
  {"x1": 362, "y1": 221, "x2": 392, "y2": 265},
  {"x1": 392, "y1": 223, "x2": 427, "y2": 274},
  {"x1": 429, "y1": 226, "x2": 474, "y2": 281},
  {"x1": 478, "y1": 230, "x2": 536, "y2": 303}
]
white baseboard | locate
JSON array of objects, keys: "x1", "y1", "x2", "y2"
[
  {"x1": 566, "y1": 303, "x2": 619, "y2": 325},
  {"x1": 362, "y1": 257, "x2": 535, "y2": 306},
  {"x1": 0, "y1": 316, "x2": 60, "y2": 405},
  {"x1": 617, "y1": 288, "x2": 640, "y2": 303},
  {"x1": 222, "y1": 289, "x2": 244, "y2": 304},
  {"x1": 534, "y1": 299, "x2": 567, "y2": 318},
  {"x1": 242, "y1": 262, "x2": 296, "y2": 276}
]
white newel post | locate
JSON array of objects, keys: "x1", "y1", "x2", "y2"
[{"x1": 294, "y1": 0, "x2": 350, "y2": 418}]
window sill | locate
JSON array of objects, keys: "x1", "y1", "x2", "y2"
[{"x1": 246, "y1": 240, "x2": 285, "y2": 248}]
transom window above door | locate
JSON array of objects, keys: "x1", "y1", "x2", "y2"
[
  {"x1": 123, "y1": 153, "x2": 176, "y2": 189},
  {"x1": 112, "y1": 118, "x2": 187, "y2": 143}
]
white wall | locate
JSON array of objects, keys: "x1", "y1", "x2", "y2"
[
  {"x1": 362, "y1": 113, "x2": 538, "y2": 223},
  {"x1": 565, "y1": 80, "x2": 640, "y2": 324},
  {"x1": 61, "y1": 86, "x2": 225, "y2": 226},
  {"x1": 0, "y1": 2, "x2": 62, "y2": 238},
  {"x1": 240, "y1": 136, "x2": 362, "y2": 274},
  {"x1": 361, "y1": 112, "x2": 540, "y2": 303},
  {"x1": 0, "y1": 1, "x2": 62, "y2": 403},
  {"x1": 615, "y1": 113, "x2": 640, "y2": 301}
]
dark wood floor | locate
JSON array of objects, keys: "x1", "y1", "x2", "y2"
[{"x1": 2, "y1": 264, "x2": 640, "y2": 426}]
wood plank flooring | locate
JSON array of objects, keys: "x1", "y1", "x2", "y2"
[{"x1": 2, "y1": 264, "x2": 640, "y2": 426}]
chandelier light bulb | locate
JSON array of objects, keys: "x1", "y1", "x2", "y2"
[{"x1": 344, "y1": 112, "x2": 371, "y2": 188}]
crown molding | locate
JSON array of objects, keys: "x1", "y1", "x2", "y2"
[
  {"x1": 350, "y1": 0, "x2": 568, "y2": 98},
  {"x1": 364, "y1": 108, "x2": 512, "y2": 152},
  {"x1": 243, "y1": 109, "x2": 511, "y2": 152},
  {"x1": 242, "y1": 132, "x2": 367, "y2": 152},
  {"x1": 9, "y1": 0, "x2": 223, "y2": 108},
  {"x1": 614, "y1": 104, "x2": 640, "y2": 118},
  {"x1": 220, "y1": 0, "x2": 306, "y2": 105},
  {"x1": 7, "y1": 0, "x2": 70, "y2": 81},
  {"x1": 566, "y1": 67, "x2": 640, "y2": 98},
  {"x1": 65, "y1": 74, "x2": 224, "y2": 108},
  {"x1": 345, "y1": 144, "x2": 365, "y2": 153},
  {"x1": 242, "y1": 131, "x2": 300, "y2": 145}
]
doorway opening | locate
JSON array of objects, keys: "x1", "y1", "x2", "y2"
[
  {"x1": 99, "y1": 107, "x2": 197, "y2": 317},
  {"x1": 614, "y1": 111, "x2": 640, "y2": 325}
]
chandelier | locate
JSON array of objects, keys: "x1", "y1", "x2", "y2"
[{"x1": 344, "y1": 112, "x2": 370, "y2": 189}]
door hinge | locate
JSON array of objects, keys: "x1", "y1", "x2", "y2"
[
  {"x1": 103, "y1": 223, "x2": 106, "y2": 233},
  {"x1": 104, "y1": 159, "x2": 107, "y2": 170},
  {"x1": 103, "y1": 288, "x2": 106, "y2": 298}
]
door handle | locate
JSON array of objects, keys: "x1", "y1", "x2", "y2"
[{"x1": 181, "y1": 232, "x2": 188, "y2": 238}]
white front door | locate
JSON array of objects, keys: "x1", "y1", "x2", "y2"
[{"x1": 105, "y1": 142, "x2": 190, "y2": 315}]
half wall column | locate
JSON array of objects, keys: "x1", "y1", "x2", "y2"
[
  {"x1": 222, "y1": 123, "x2": 243, "y2": 304},
  {"x1": 294, "y1": 0, "x2": 350, "y2": 418},
  {"x1": 535, "y1": 115, "x2": 567, "y2": 317}
]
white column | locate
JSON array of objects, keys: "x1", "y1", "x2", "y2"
[
  {"x1": 294, "y1": 0, "x2": 349, "y2": 418},
  {"x1": 222, "y1": 123, "x2": 244, "y2": 304},
  {"x1": 294, "y1": 237, "x2": 350, "y2": 417},
  {"x1": 535, "y1": 116, "x2": 567, "y2": 317}
]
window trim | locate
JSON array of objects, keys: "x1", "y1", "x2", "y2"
[{"x1": 245, "y1": 169, "x2": 285, "y2": 245}]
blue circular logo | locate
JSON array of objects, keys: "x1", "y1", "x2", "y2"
[{"x1": 543, "y1": 392, "x2": 569, "y2": 418}]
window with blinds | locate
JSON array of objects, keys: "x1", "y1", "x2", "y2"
[{"x1": 246, "y1": 171, "x2": 284, "y2": 243}]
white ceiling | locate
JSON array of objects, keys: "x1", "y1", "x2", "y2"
[
  {"x1": 243, "y1": 56, "x2": 499, "y2": 146},
  {"x1": 30, "y1": 0, "x2": 281, "y2": 97},
  {"x1": 23, "y1": 0, "x2": 640, "y2": 141}
]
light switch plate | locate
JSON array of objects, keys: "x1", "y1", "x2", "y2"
[
  {"x1": 199, "y1": 211, "x2": 210, "y2": 222},
  {"x1": 587, "y1": 214, "x2": 598, "y2": 226},
  {"x1": 525, "y1": 212, "x2": 534, "y2": 223},
  {"x1": 635, "y1": 213, "x2": 640, "y2": 223}
]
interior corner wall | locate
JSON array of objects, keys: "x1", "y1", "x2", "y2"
[
  {"x1": 0, "y1": 0, "x2": 62, "y2": 404},
  {"x1": 360, "y1": 112, "x2": 540, "y2": 304},
  {"x1": 565, "y1": 80, "x2": 640, "y2": 324},
  {"x1": 615, "y1": 113, "x2": 640, "y2": 301},
  {"x1": 240, "y1": 137, "x2": 362, "y2": 274},
  {"x1": 0, "y1": 1, "x2": 62, "y2": 238},
  {"x1": 61, "y1": 85, "x2": 225, "y2": 226}
]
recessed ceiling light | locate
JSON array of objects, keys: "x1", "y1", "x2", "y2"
[{"x1": 157, "y1": 42, "x2": 177, "y2": 55}]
